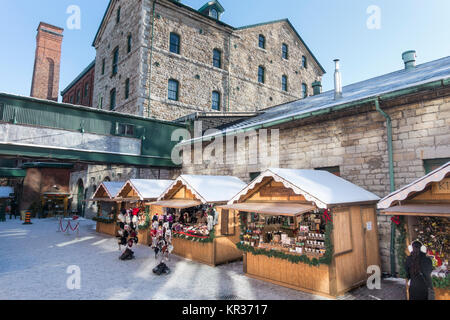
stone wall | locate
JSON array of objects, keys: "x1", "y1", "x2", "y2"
[{"x1": 181, "y1": 94, "x2": 450, "y2": 272}]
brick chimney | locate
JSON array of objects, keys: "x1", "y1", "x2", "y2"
[{"x1": 30, "y1": 22, "x2": 64, "y2": 101}]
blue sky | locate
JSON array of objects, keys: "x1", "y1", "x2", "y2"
[{"x1": 0, "y1": 0, "x2": 449, "y2": 101}]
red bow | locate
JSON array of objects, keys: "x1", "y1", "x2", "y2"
[
  {"x1": 391, "y1": 215, "x2": 401, "y2": 225},
  {"x1": 323, "y1": 209, "x2": 333, "y2": 223}
]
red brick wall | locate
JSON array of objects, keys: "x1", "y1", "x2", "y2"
[
  {"x1": 62, "y1": 65, "x2": 96, "y2": 107},
  {"x1": 30, "y1": 22, "x2": 64, "y2": 101}
]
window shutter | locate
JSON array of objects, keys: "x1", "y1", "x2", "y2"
[{"x1": 221, "y1": 209, "x2": 229, "y2": 235}]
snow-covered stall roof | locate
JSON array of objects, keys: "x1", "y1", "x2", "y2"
[
  {"x1": 0, "y1": 186, "x2": 14, "y2": 198},
  {"x1": 185, "y1": 55, "x2": 450, "y2": 144},
  {"x1": 378, "y1": 161, "x2": 450, "y2": 210},
  {"x1": 120, "y1": 179, "x2": 174, "y2": 200},
  {"x1": 229, "y1": 168, "x2": 380, "y2": 209},
  {"x1": 159, "y1": 175, "x2": 247, "y2": 204},
  {"x1": 92, "y1": 182, "x2": 125, "y2": 200}
]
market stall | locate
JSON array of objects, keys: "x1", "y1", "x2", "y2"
[
  {"x1": 90, "y1": 181, "x2": 125, "y2": 236},
  {"x1": 220, "y1": 168, "x2": 381, "y2": 297},
  {"x1": 378, "y1": 161, "x2": 450, "y2": 300},
  {"x1": 0, "y1": 186, "x2": 14, "y2": 221},
  {"x1": 41, "y1": 192, "x2": 70, "y2": 218},
  {"x1": 151, "y1": 175, "x2": 247, "y2": 266},
  {"x1": 115, "y1": 179, "x2": 173, "y2": 245}
]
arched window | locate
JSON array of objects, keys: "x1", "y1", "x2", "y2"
[
  {"x1": 127, "y1": 34, "x2": 132, "y2": 53},
  {"x1": 282, "y1": 43, "x2": 289, "y2": 59},
  {"x1": 168, "y1": 79, "x2": 179, "y2": 101},
  {"x1": 302, "y1": 83, "x2": 308, "y2": 98},
  {"x1": 213, "y1": 49, "x2": 222, "y2": 68},
  {"x1": 116, "y1": 6, "x2": 121, "y2": 24},
  {"x1": 110, "y1": 88, "x2": 116, "y2": 110},
  {"x1": 112, "y1": 47, "x2": 119, "y2": 76},
  {"x1": 282, "y1": 75, "x2": 288, "y2": 92},
  {"x1": 258, "y1": 34, "x2": 265, "y2": 49},
  {"x1": 212, "y1": 91, "x2": 221, "y2": 111},
  {"x1": 169, "y1": 33, "x2": 180, "y2": 54},
  {"x1": 258, "y1": 66, "x2": 265, "y2": 84},
  {"x1": 302, "y1": 55, "x2": 307, "y2": 68},
  {"x1": 210, "y1": 8, "x2": 218, "y2": 19},
  {"x1": 125, "y1": 78, "x2": 130, "y2": 100}
]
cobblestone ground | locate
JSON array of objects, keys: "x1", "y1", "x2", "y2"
[{"x1": 0, "y1": 218, "x2": 405, "y2": 300}]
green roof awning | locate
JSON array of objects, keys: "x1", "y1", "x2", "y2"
[{"x1": 0, "y1": 167, "x2": 27, "y2": 178}]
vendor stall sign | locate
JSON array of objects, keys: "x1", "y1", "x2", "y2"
[{"x1": 432, "y1": 178, "x2": 450, "y2": 194}]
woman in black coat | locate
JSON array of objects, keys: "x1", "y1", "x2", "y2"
[{"x1": 405, "y1": 241, "x2": 434, "y2": 300}]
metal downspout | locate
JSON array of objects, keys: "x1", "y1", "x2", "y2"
[
  {"x1": 375, "y1": 98, "x2": 396, "y2": 276},
  {"x1": 147, "y1": 0, "x2": 156, "y2": 118}
]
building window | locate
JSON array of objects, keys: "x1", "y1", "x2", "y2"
[
  {"x1": 282, "y1": 75, "x2": 288, "y2": 92},
  {"x1": 98, "y1": 96, "x2": 103, "y2": 109},
  {"x1": 315, "y1": 166, "x2": 341, "y2": 177},
  {"x1": 302, "y1": 55, "x2": 307, "y2": 68},
  {"x1": 213, "y1": 49, "x2": 222, "y2": 68},
  {"x1": 282, "y1": 43, "x2": 289, "y2": 59},
  {"x1": 117, "y1": 123, "x2": 135, "y2": 137},
  {"x1": 258, "y1": 66, "x2": 265, "y2": 84},
  {"x1": 258, "y1": 34, "x2": 265, "y2": 49},
  {"x1": 423, "y1": 158, "x2": 450, "y2": 174},
  {"x1": 210, "y1": 8, "x2": 218, "y2": 19},
  {"x1": 76, "y1": 89, "x2": 81, "y2": 104},
  {"x1": 127, "y1": 34, "x2": 132, "y2": 53},
  {"x1": 302, "y1": 83, "x2": 308, "y2": 98},
  {"x1": 84, "y1": 82, "x2": 89, "y2": 98},
  {"x1": 169, "y1": 33, "x2": 180, "y2": 54},
  {"x1": 110, "y1": 88, "x2": 116, "y2": 110},
  {"x1": 116, "y1": 6, "x2": 121, "y2": 24},
  {"x1": 125, "y1": 78, "x2": 130, "y2": 100},
  {"x1": 212, "y1": 91, "x2": 221, "y2": 111},
  {"x1": 168, "y1": 79, "x2": 179, "y2": 101},
  {"x1": 250, "y1": 172, "x2": 261, "y2": 181},
  {"x1": 102, "y1": 58, "x2": 105, "y2": 75},
  {"x1": 69, "y1": 95, "x2": 74, "y2": 104},
  {"x1": 112, "y1": 47, "x2": 119, "y2": 76}
]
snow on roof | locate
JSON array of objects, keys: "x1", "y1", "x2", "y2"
[
  {"x1": 0, "y1": 186, "x2": 14, "y2": 198},
  {"x1": 128, "y1": 179, "x2": 174, "y2": 200},
  {"x1": 229, "y1": 168, "x2": 380, "y2": 209},
  {"x1": 187, "y1": 55, "x2": 450, "y2": 144},
  {"x1": 102, "y1": 182, "x2": 126, "y2": 198},
  {"x1": 378, "y1": 161, "x2": 450, "y2": 209},
  {"x1": 160, "y1": 175, "x2": 247, "y2": 203}
]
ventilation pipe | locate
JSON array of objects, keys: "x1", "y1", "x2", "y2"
[
  {"x1": 402, "y1": 50, "x2": 417, "y2": 70},
  {"x1": 312, "y1": 81, "x2": 322, "y2": 95},
  {"x1": 334, "y1": 59, "x2": 342, "y2": 99}
]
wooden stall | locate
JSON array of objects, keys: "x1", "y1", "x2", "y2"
[
  {"x1": 115, "y1": 179, "x2": 173, "y2": 245},
  {"x1": 90, "y1": 182, "x2": 125, "y2": 236},
  {"x1": 378, "y1": 162, "x2": 450, "y2": 300},
  {"x1": 220, "y1": 168, "x2": 381, "y2": 298},
  {"x1": 41, "y1": 192, "x2": 70, "y2": 217},
  {"x1": 151, "y1": 175, "x2": 247, "y2": 266}
]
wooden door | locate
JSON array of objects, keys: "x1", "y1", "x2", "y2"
[{"x1": 361, "y1": 207, "x2": 381, "y2": 269}]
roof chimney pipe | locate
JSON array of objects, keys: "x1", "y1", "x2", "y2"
[
  {"x1": 402, "y1": 50, "x2": 417, "y2": 70},
  {"x1": 312, "y1": 81, "x2": 322, "y2": 95},
  {"x1": 334, "y1": 59, "x2": 342, "y2": 99}
]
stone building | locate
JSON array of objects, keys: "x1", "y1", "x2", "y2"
[
  {"x1": 61, "y1": 61, "x2": 95, "y2": 107},
  {"x1": 89, "y1": 0, "x2": 325, "y2": 120},
  {"x1": 180, "y1": 53, "x2": 450, "y2": 274},
  {"x1": 30, "y1": 22, "x2": 64, "y2": 101}
]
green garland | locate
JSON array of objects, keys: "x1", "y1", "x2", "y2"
[
  {"x1": 432, "y1": 274, "x2": 450, "y2": 289},
  {"x1": 395, "y1": 218, "x2": 408, "y2": 278},
  {"x1": 237, "y1": 213, "x2": 334, "y2": 267},
  {"x1": 173, "y1": 228, "x2": 216, "y2": 243},
  {"x1": 92, "y1": 216, "x2": 115, "y2": 224},
  {"x1": 138, "y1": 213, "x2": 151, "y2": 230}
]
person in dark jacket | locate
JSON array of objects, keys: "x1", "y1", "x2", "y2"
[{"x1": 405, "y1": 240, "x2": 434, "y2": 300}]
